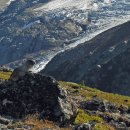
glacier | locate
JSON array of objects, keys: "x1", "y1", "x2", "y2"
[
  {"x1": 0, "y1": 0, "x2": 130, "y2": 72},
  {"x1": 32, "y1": 0, "x2": 130, "y2": 72}
]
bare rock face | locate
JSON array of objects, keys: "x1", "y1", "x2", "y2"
[
  {"x1": 0, "y1": 73, "x2": 77, "y2": 123},
  {"x1": 0, "y1": 0, "x2": 84, "y2": 66},
  {"x1": 81, "y1": 99, "x2": 119, "y2": 113}
]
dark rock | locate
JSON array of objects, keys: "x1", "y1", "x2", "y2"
[
  {"x1": 110, "y1": 120, "x2": 128, "y2": 130},
  {"x1": 71, "y1": 86, "x2": 80, "y2": 89},
  {"x1": 118, "y1": 105, "x2": 128, "y2": 114},
  {"x1": 100, "y1": 111, "x2": 130, "y2": 129},
  {"x1": 0, "y1": 116, "x2": 12, "y2": 125},
  {"x1": 81, "y1": 99, "x2": 118, "y2": 113},
  {"x1": 0, "y1": 79, "x2": 5, "y2": 84},
  {"x1": 74, "y1": 122, "x2": 96, "y2": 130},
  {"x1": 102, "y1": 115, "x2": 113, "y2": 123},
  {"x1": 127, "y1": 107, "x2": 130, "y2": 114},
  {"x1": 81, "y1": 99, "x2": 100, "y2": 111},
  {"x1": 104, "y1": 102, "x2": 119, "y2": 113},
  {"x1": 0, "y1": 73, "x2": 77, "y2": 123},
  {"x1": 74, "y1": 123, "x2": 91, "y2": 130},
  {"x1": 42, "y1": 20, "x2": 130, "y2": 96},
  {"x1": 124, "y1": 100, "x2": 128, "y2": 103},
  {"x1": 0, "y1": 66, "x2": 12, "y2": 72}
]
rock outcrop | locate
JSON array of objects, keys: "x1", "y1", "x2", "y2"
[
  {"x1": 80, "y1": 99, "x2": 130, "y2": 130},
  {"x1": 81, "y1": 99, "x2": 119, "y2": 113},
  {"x1": 0, "y1": 73, "x2": 77, "y2": 123},
  {"x1": 74, "y1": 123, "x2": 93, "y2": 130}
]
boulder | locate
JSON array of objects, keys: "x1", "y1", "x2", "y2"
[
  {"x1": 0, "y1": 73, "x2": 77, "y2": 123},
  {"x1": 0, "y1": 116, "x2": 12, "y2": 125},
  {"x1": 81, "y1": 99, "x2": 118, "y2": 113},
  {"x1": 74, "y1": 122, "x2": 96, "y2": 130}
]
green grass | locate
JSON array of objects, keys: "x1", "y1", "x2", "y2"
[
  {"x1": 59, "y1": 81, "x2": 130, "y2": 107},
  {"x1": 74, "y1": 110, "x2": 103, "y2": 125},
  {"x1": 94, "y1": 123, "x2": 115, "y2": 130},
  {"x1": 74, "y1": 110, "x2": 115, "y2": 130},
  {"x1": 0, "y1": 71, "x2": 12, "y2": 80}
]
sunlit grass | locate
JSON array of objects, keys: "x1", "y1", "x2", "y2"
[
  {"x1": 94, "y1": 123, "x2": 115, "y2": 130},
  {"x1": 59, "y1": 81, "x2": 130, "y2": 107},
  {"x1": 74, "y1": 109, "x2": 103, "y2": 125},
  {"x1": 0, "y1": 71, "x2": 12, "y2": 80},
  {"x1": 74, "y1": 110, "x2": 115, "y2": 130}
]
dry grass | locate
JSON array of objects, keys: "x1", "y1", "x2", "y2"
[
  {"x1": 0, "y1": 71, "x2": 12, "y2": 80},
  {"x1": 24, "y1": 114, "x2": 56, "y2": 130},
  {"x1": 74, "y1": 110, "x2": 103, "y2": 125},
  {"x1": 24, "y1": 114, "x2": 72, "y2": 130}
]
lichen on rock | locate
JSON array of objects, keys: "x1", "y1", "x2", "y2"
[{"x1": 0, "y1": 73, "x2": 77, "y2": 123}]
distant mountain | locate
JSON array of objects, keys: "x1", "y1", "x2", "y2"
[
  {"x1": 0, "y1": 0, "x2": 85, "y2": 66},
  {"x1": 0, "y1": 0, "x2": 130, "y2": 70},
  {"x1": 43, "y1": 20, "x2": 130, "y2": 96}
]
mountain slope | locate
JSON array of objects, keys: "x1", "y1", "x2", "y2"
[
  {"x1": 0, "y1": 0, "x2": 130, "y2": 70},
  {"x1": 42, "y1": 20, "x2": 130, "y2": 96},
  {"x1": 0, "y1": 0, "x2": 84, "y2": 66}
]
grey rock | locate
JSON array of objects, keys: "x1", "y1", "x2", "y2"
[
  {"x1": 74, "y1": 123, "x2": 93, "y2": 130},
  {"x1": 0, "y1": 73, "x2": 77, "y2": 123},
  {"x1": 110, "y1": 120, "x2": 128, "y2": 130},
  {"x1": 0, "y1": 116, "x2": 12, "y2": 125}
]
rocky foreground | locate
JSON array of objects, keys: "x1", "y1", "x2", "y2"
[{"x1": 0, "y1": 73, "x2": 130, "y2": 129}]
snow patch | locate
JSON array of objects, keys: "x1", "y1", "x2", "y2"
[
  {"x1": 6, "y1": 0, "x2": 15, "y2": 5},
  {"x1": 34, "y1": 0, "x2": 116, "y2": 12},
  {"x1": 22, "y1": 20, "x2": 41, "y2": 29},
  {"x1": 34, "y1": 0, "x2": 93, "y2": 12}
]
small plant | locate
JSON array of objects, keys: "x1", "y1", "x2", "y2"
[
  {"x1": 24, "y1": 114, "x2": 71, "y2": 130},
  {"x1": 74, "y1": 110, "x2": 103, "y2": 125},
  {"x1": 94, "y1": 123, "x2": 115, "y2": 130},
  {"x1": 0, "y1": 71, "x2": 12, "y2": 80}
]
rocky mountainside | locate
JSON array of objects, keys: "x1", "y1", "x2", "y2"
[
  {"x1": 0, "y1": 73, "x2": 77, "y2": 123},
  {"x1": 0, "y1": 0, "x2": 85, "y2": 66},
  {"x1": 1, "y1": 72, "x2": 130, "y2": 129},
  {"x1": 0, "y1": 0, "x2": 130, "y2": 70},
  {"x1": 43, "y1": 20, "x2": 130, "y2": 96}
]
